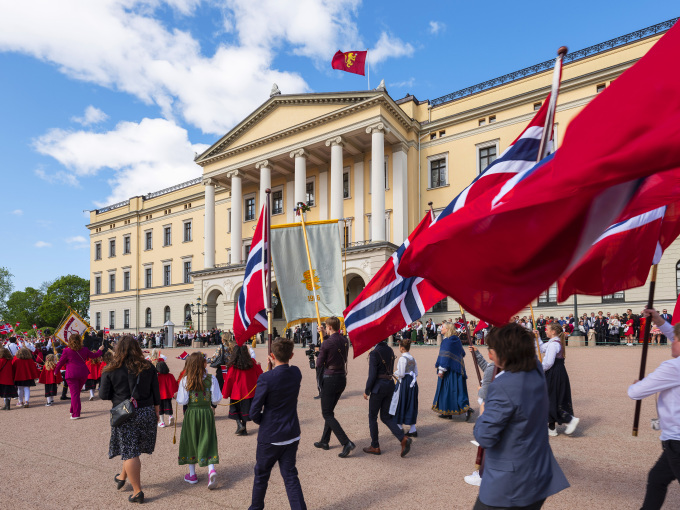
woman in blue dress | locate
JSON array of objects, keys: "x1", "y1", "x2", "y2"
[{"x1": 432, "y1": 322, "x2": 473, "y2": 420}]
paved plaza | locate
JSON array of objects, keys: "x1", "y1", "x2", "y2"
[{"x1": 1, "y1": 343, "x2": 677, "y2": 509}]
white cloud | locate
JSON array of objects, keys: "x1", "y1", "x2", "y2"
[
  {"x1": 34, "y1": 117, "x2": 209, "y2": 206},
  {"x1": 369, "y1": 32, "x2": 414, "y2": 66},
  {"x1": 10, "y1": 209, "x2": 23, "y2": 216},
  {"x1": 65, "y1": 235, "x2": 89, "y2": 249},
  {"x1": 428, "y1": 21, "x2": 445, "y2": 35},
  {"x1": 34, "y1": 241, "x2": 52, "y2": 248},
  {"x1": 72, "y1": 105, "x2": 109, "y2": 126}
]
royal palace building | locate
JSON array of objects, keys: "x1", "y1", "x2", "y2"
[{"x1": 87, "y1": 18, "x2": 680, "y2": 335}]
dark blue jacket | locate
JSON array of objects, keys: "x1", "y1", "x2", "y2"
[
  {"x1": 365, "y1": 342, "x2": 396, "y2": 395},
  {"x1": 250, "y1": 364, "x2": 302, "y2": 444}
]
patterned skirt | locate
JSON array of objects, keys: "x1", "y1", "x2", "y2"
[
  {"x1": 432, "y1": 370, "x2": 470, "y2": 416},
  {"x1": 228, "y1": 397, "x2": 252, "y2": 422},
  {"x1": 108, "y1": 405, "x2": 158, "y2": 461}
]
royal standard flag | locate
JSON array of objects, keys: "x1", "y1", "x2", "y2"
[
  {"x1": 331, "y1": 50, "x2": 367, "y2": 76},
  {"x1": 271, "y1": 220, "x2": 345, "y2": 328}
]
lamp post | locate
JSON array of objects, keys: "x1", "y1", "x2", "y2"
[{"x1": 190, "y1": 297, "x2": 208, "y2": 336}]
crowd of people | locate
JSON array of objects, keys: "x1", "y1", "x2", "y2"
[{"x1": 2, "y1": 306, "x2": 678, "y2": 509}]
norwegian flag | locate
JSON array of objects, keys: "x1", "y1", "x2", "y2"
[
  {"x1": 103, "y1": 327, "x2": 110, "y2": 335},
  {"x1": 399, "y1": 21, "x2": 680, "y2": 325},
  {"x1": 176, "y1": 351, "x2": 188, "y2": 360},
  {"x1": 0, "y1": 324, "x2": 11, "y2": 335},
  {"x1": 454, "y1": 319, "x2": 466, "y2": 332},
  {"x1": 8, "y1": 324, "x2": 14, "y2": 333},
  {"x1": 233, "y1": 202, "x2": 268, "y2": 346},
  {"x1": 15, "y1": 322, "x2": 20, "y2": 328},
  {"x1": 473, "y1": 321, "x2": 489, "y2": 335},
  {"x1": 344, "y1": 212, "x2": 446, "y2": 357},
  {"x1": 32, "y1": 324, "x2": 37, "y2": 330}
]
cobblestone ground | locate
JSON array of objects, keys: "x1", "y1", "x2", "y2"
[{"x1": 0, "y1": 343, "x2": 676, "y2": 509}]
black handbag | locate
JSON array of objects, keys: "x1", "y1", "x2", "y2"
[
  {"x1": 209, "y1": 345, "x2": 226, "y2": 369},
  {"x1": 110, "y1": 374, "x2": 140, "y2": 427}
]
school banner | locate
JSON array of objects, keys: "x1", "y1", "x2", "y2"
[
  {"x1": 271, "y1": 220, "x2": 345, "y2": 328},
  {"x1": 55, "y1": 309, "x2": 91, "y2": 345}
]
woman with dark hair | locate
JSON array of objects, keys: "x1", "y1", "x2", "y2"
[
  {"x1": 432, "y1": 321, "x2": 473, "y2": 420},
  {"x1": 99, "y1": 335, "x2": 161, "y2": 504},
  {"x1": 539, "y1": 323, "x2": 579, "y2": 437},
  {"x1": 55, "y1": 333, "x2": 105, "y2": 419},
  {"x1": 473, "y1": 323, "x2": 569, "y2": 510},
  {"x1": 222, "y1": 344, "x2": 263, "y2": 435}
]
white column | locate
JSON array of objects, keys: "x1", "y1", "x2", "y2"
[
  {"x1": 228, "y1": 170, "x2": 243, "y2": 265},
  {"x1": 367, "y1": 123, "x2": 387, "y2": 242},
  {"x1": 290, "y1": 149, "x2": 308, "y2": 211},
  {"x1": 392, "y1": 143, "x2": 409, "y2": 245},
  {"x1": 203, "y1": 179, "x2": 215, "y2": 269},
  {"x1": 286, "y1": 181, "x2": 295, "y2": 223},
  {"x1": 353, "y1": 155, "x2": 365, "y2": 242},
  {"x1": 326, "y1": 136, "x2": 344, "y2": 220},
  {"x1": 255, "y1": 160, "x2": 271, "y2": 212},
  {"x1": 319, "y1": 168, "x2": 328, "y2": 221}
]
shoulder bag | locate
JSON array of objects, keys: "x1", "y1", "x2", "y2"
[{"x1": 110, "y1": 372, "x2": 141, "y2": 427}]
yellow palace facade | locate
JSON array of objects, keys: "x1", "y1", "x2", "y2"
[{"x1": 87, "y1": 18, "x2": 680, "y2": 334}]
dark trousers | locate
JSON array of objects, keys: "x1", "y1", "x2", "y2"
[
  {"x1": 249, "y1": 441, "x2": 306, "y2": 510},
  {"x1": 473, "y1": 497, "x2": 545, "y2": 510},
  {"x1": 641, "y1": 440, "x2": 680, "y2": 509},
  {"x1": 319, "y1": 374, "x2": 349, "y2": 445},
  {"x1": 368, "y1": 385, "x2": 405, "y2": 448}
]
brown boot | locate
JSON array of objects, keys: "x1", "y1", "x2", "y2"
[{"x1": 400, "y1": 436, "x2": 412, "y2": 457}]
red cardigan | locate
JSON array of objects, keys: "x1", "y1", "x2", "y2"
[
  {"x1": 86, "y1": 360, "x2": 104, "y2": 380},
  {"x1": 12, "y1": 358, "x2": 40, "y2": 381},
  {"x1": 222, "y1": 363, "x2": 263, "y2": 400},
  {"x1": 39, "y1": 367, "x2": 63, "y2": 385},
  {"x1": 0, "y1": 359, "x2": 13, "y2": 385},
  {"x1": 158, "y1": 373, "x2": 178, "y2": 400}
]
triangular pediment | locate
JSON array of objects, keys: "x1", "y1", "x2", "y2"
[{"x1": 196, "y1": 91, "x2": 386, "y2": 164}]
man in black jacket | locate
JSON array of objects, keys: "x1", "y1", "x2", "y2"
[{"x1": 363, "y1": 339, "x2": 412, "y2": 457}]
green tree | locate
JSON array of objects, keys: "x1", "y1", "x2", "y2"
[
  {"x1": 0, "y1": 266, "x2": 13, "y2": 319},
  {"x1": 39, "y1": 275, "x2": 90, "y2": 327},
  {"x1": 5, "y1": 287, "x2": 45, "y2": 327}
]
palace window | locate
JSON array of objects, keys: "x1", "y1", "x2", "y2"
[
  {"x1": 479, "y1": 145, "x2": 497, "y2": 173},
  {"x1": 538, "y1": 283, "x2": 558, "y2": 306},
  {"x1": 183, "y1": 261, "x2": 192, "y2": 283},
  {"x1": 109, "y1": 311, "x2": 115, "y2": 330},
  {"x1": 306, "y1": 180, "x2": 315, "y2": 207},
  {"x1": 596, "y1": 83, "x2": 606, "y2": 93},
  {"x1": 183, "y1": 220, "x2": 192, "y2": 242},
  {"x1": 145, "y1": 268, "x2": 152, "y2": 288},
  {"x1": 429, "y1": 158, "x2": 447, "y2": 189},
  {"x1": 145, "y1": 308, "x2": 152, "y2": 328},
  {"x1": 676, "y1": 260, "x2": 680, "y2": 295},
  {"x1": 430, "y1": 298, "x2": 448, "y2": 313},
  {"x1": 145, "y1": 230, "x2": 152, "y2": 250},
  {"x1": 123, "y1": 235, "x2": 131, "y2": 254},
  {"x1": 123, "y1": 271, "x2": 130, "y2": 291},
  {"x1": 602, "y1": 292, "x2": 625, "y2": 303},
  {"x1": 272, "y1": 189, "x2": 283, "y2": 215},
  {"x1": 163, "y1": 226, "x2": 171, "y2": 246},
  {"x1": 184, "y1": 304, "x2": 191, "y2": 325},
  {"x1": 245, "y1": 196, "x2": 256, "y2": 221},
  {"x1": 534, "y1": 102, "x2": 542, "y2": 111},
  {"x1": 109, "y1": 239, "x2": 116, "y2": 257},
  {"x1": 95, "y1": 276, "x2": 101, "y2": 295},
  {"x1": 343, "y1": 169, "x2": 350, "y2": 199},
  {"x1": 163, "y1": 265, "x2": 171, "y2": 286},
  {"x1": 123, "y1": 309, "x2": 130, "y2": 329},
  {"x1": 164, "y1": 306, "x2": 171, "y2": 323},
  {"x1": 109, "y1": 273, "x2": 115, "y2": 293},
  {"x1": 95, "y1": 312, "x2": 101, "y2": 330},
  {"x1": 95, "y1": 242, "x2": 101, "y2": 260}
]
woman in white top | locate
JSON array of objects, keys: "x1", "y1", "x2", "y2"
[
  {"x1": 539, "y1": 322, "x2": 579, "y2": 437},
  {"x1": 393, "y1": 338, "x2": 419, "y2": 437},
  {"x1": 608, "y1": 314, "x2": 622, "y2": 344}
]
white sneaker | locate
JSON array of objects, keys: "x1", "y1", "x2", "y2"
[
  {"x1": 548, "y1": 428, "x2": 558, "y2": 437},
  {"x1": 464, "y1": 470, "x2": 482, "y2": 486},
  {"x1": 208, "y1": 470, "x2": 217, "y2": 490},
  {"x1": 565, "y1": 417, "x2": 580, "y2": 435},
  {"x1": 158, "y1": 422, "x2": 166, "y2": 428},
  {"x1": 70, "y1": 416, "x2": 80, "y2": 420},
  {"x1": 168, "y1": 416, "x2": 174, "y2": 425}
]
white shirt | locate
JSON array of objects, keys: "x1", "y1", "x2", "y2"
[
  {"x1": 176, "y1": 373, "x2": 223, "y2": 405},
  {"x1": 7, "y1": 343, "x2": 19, "y2": 356},
  {"x1": 249, "y1": 346, "x2": 257, "y2": 359},
  {"x1": 394, "y1": 352, "x2": 418, "y2": 384},
  {"x1": 539, "y1": 338, "x2": 561, "y2": 372},
  {"x1": 629, "y1": 356, "x2": 680, "y2": 441}
]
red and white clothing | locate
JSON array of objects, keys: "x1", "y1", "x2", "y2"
[
  {"x1": 624, "y1": 319, "x2": 635, "y2": 337},
  {"x1": 158, "y1": 373, "x2": 179, "y2": 400},
  {"x1": 222, "y1": 363, "x2": 263, "y2": 401}
]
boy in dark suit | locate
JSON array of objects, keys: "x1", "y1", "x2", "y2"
[{"x1": 249, "y1": 337, "x2": 306, "y2": 510}]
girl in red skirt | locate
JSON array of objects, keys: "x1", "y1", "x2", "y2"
[
  {"x1": 39, "y1": 354, "x2": 63, "y2": 406},
  {"x1": 0, "y1": 347, "x2": 17, "y2": 410},
  {"x1": 13, "y1": 347, "x2": 39, "y2": 408},
  {"x1": 85, "y1": 356, "x2": 104, "y2": 401},
  {"x1": 156, "y1": 360, "x2": 178, "y2": 427},
  {"x1": 222, "y1": 345, "x2": 263, "y2": 436}
]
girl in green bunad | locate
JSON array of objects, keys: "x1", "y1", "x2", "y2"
[{"x1": 176, "y1": 352, "x2": 222, "y2": 489}]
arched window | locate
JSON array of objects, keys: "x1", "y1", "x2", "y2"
[
  {"x1": 184, "y1": 304, "x2": 191, "y2": 325},
  {"x1": 164, "y1": 306, "x2": 171, "y2": 323},
  {"x1": 145, "y1": 308, "x2": 152, "y2": 328}
]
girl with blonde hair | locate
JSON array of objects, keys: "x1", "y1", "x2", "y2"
[{"x1": 39, "y1": 354, "x2": 63, "y2": 406}]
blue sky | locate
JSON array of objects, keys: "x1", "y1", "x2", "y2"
[{"x1": 0, "y1": 0, "x2": 677, "y2": 292}]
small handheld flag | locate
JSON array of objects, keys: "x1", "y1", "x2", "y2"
[{"x1": 332, "y1": 50, "x2": 367, "y2": 76}]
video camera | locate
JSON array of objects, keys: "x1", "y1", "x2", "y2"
[{"x1": 304, "y1": 346, "x2": 319, "y2": 370}]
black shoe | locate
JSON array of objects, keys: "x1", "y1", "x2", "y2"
[
  {"x1": 338, "y1": 441, "x2": 355, "y2": 458},
  {"x1": 128, "y1": 491, "x2": 144, "y2": 504},
  {"x1": 235, "y1": 423, "x2": 246, "y2": 435},
  {"x1": 313, "y1": 441, "x2": 330, "y2": 450},
  {"x1": 437, "y1": 414, "x2": 452, "y2": 419},
  {"x1": 313, "y1": 395, "x2": 321, "y2": 400},
  {"x1": 115, "y1": 474, "x2": 126, "y2": 490},
  {"x1": 405, "y1": 431, "x2": 418, "y2": 438},
  {"x1": 465, "y1": 409, "x2": 475, "y2": 422},
  {"x1": 60, "y1": 396, "x2": 70, "y2": 400}
]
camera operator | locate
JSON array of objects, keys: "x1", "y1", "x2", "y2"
[
  {"x1": 313, "y1": 316, "x2": 355, "y2": 458},
  {"x1": 628, "y1": 308, "x2": 680, "y2": 510}
]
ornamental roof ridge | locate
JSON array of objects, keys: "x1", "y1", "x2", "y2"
[
  {"x1": 430, "y1": 17, "x2": 678, "y2": 108},
  {"x1": 195, "y1": 90, "x2": 388, "y2": 165}
]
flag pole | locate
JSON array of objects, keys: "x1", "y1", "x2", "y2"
[
  {"x1": 537, "y1": 46, "x2": 567, "y2": 160},
  {"x1": 458, "y1": 306, "x2": 482, "y2": 385},
  {"x1": 297, "y1": 203, "x2": 324, "y2": 343},
  {"x1": 530, "y1": 303, "x2": 543, "y2": 362},
  {"x1": 265, "y1": 189, "x2": 273, "y2": 371},
  {"x1": 633, "y1": 264, "x2": 658, "y2": 436},
  {"x1": 367, "y1": 51, "x2": 370, "y2": 90}
]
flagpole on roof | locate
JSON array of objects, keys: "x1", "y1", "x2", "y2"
[
  {"x1": 367, "y1": 51, "x2": 370, "y2": 90},
  {"x1": 632, "y1": 264, "x2": 658, "y2": 436}
]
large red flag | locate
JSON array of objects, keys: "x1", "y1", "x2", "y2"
[
  {"x1": 331, "y1": 50, "x2": 367, "y2": 76},
  {"x1": 399, "y1": 21, "x2": 680, "y2": 325}
]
